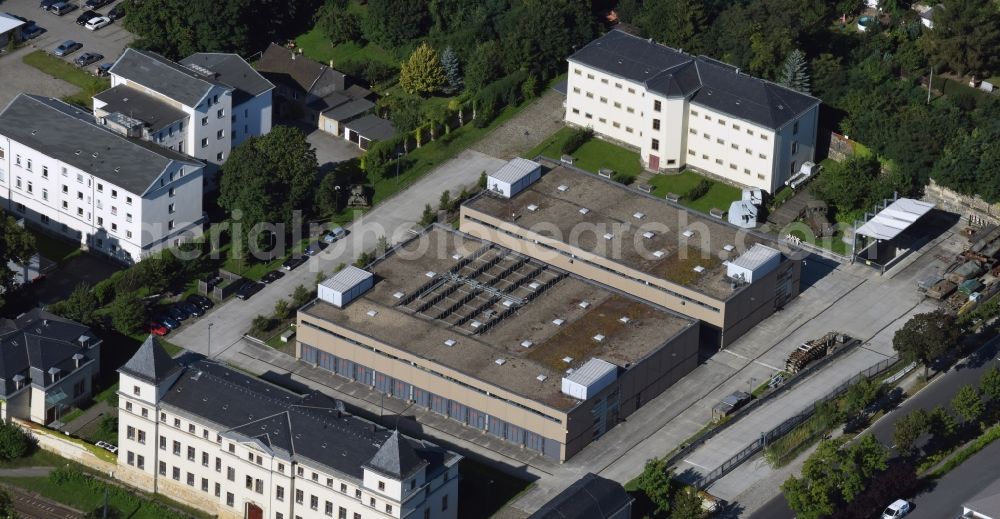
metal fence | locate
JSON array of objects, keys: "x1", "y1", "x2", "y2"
[{"x1": 692, "y1": 354, "x2": 901, "y2": 489}]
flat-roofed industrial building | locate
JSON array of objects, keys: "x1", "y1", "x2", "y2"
[
  {"x1": 460, "y1": 164, "x2": 801, "y2": 346},
  {"x1": 296, "y1": 226, "x2": 699, "y2": 462}
]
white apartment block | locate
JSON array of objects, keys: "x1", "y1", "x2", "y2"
[
  {"x1": 565, "y1": 30, "x2": 820, "y2": 194},
  {"x1": 0, "y1": 94, "x2": 205, "y2": 264},
  {"x1": 95, "y1": 48, "x2": 273, "y2": 180},
  {"x1": 116, "y1": 336, "x2": 461, "y2": 519}
]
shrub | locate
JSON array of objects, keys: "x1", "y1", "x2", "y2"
[
  {"x1": 250, "y1": 315, "x2": 272, "y2": 337},
  {"x1": 273, "y1": 299, "x2": 291, "y2": 320},
  {"x1": 686, "y1": 179, "x2": 713, "y2": 201},
  {"x1": 292, "y1": 285, "x2": 312, "y2": 308},
  {"x1": 612, "y1": 171, "x2": 635, "y2": 185},
  {"x1": 0, "y1": 422, "x2": 33, "y2": 460},
  {"x1": 561, "y1": 127, "x2": 593, "y2": 155}
]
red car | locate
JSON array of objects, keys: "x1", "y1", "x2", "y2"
[{"x1": 145, "y1": 321, "x2": 169, "y2": 336}]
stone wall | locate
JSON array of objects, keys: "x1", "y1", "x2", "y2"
[
  {"x1": 924, "y1": 178, "x2": 1000, "y2": 225},
  {"x1": 828, "y1": 132, "x2": 855, "y2": 162}
]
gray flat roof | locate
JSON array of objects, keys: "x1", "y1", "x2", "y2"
[
  {"x1": 568, "y1": 29, "x2": 820, "y2": 129},
  {"x1": 322, "y1": 97, "x2": 374, "y2": 122},
  {"x1": 110, "y1": 48, "x2": 222, "y2": 107},
  {"x1": 465, "y1": 165, "x2": 780, "y2": 299},
  {"x1": 345, "y1": 114, "x2": 396, "y2": 141},
  {"x1": 301, "y1": 226, "x2": 695, "y2": 412},
  {"x1": 491, "y1": 158, "x2": 541, "y2": 184},
  {"x1": 94, "y1": 84, "x2": 189, "y2": 133},
  {"x1": 0, "y1": 94, "x2": 201, "y2": 195},
  {"x1": 320, "y1": 266, "x2": 372, "y2": 292}
]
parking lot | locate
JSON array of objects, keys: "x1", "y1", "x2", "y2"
[{"x1": 0, "y1": 0, "x2": 133, "y2": 106}]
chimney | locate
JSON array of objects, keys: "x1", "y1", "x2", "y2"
[{"x1": 73, "y1": 353, "x2": 85, "y2": 369}]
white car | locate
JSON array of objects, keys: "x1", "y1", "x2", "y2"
[
  {"x1": 84, "y1": 15, "x2": 110, "y2": 30},
  {"x1": 882, "y1": 499, "x2": 911, "y2": 519}
]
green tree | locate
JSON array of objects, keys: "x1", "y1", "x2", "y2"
[
  {"x1": 0, "y1": 489, "x2": 16, "y2": 519},
  {"x1": 635, "y1": 458, "x2": 673, "y2": 516},
  {"x1": 636, "y1": 0, "x2": 709, "y2": 54},
  {"x1": 361, "y1": 0, "x2": 429, "y2": 49},
  {"x1": 498, "y1": 0, "x2": 595, "y2": 80},
  {"x1": 811, "y1": 154, "x2": 886, "y2": 214},
  {"x1": 932, "y1": 125, "x2": 1000, "y2": 203},
  {"x1": 892, "y1": 408, "x2": 929, "y2": 454},
  {"x1": 0, "y1": 422, "x2": 31, "y2": 461},
  {"x1": 464, "y1": 41, "x2": 503, "y2": 92},
  {"x1": 892, "y1": 310, "x2": 959, "y2": 378},
  {"x1": 419, "y1": 203, "x2": 435, "y2": 226},
  {"x1": 478, "y1": 171, "x2": 488, "y2": 190},
  {"x1": 292, "y1": 284, "x2": 312, "y2": 308},
  {"x1": 438, "y1": 190, "x2": 451, "y2": 212},
  {"x1": 980, "y1": 365, "x2": 1000, "y2": 402},
  {"x1": 779, "y1": 49, "x2": 811, "y2": 94},
  {"x1": 782, "y1": 473, "x2": 835, "y2": 519},
  {"x1": 927, "y1": 405, "x2": 958, "y2": 440},
  {"x1": 952, "y1": 384, "x2": 985, "y2": 424},
  {"x1": 0, "y1": 214, "x2": 36, "y2": 311},
  {"x1": 400, "y1": 43, "x2": 447, "y2": 96},
  {"x1": 315, "y1": 172, "x2": 342, "y2": 214},
  {"x1": 843, "y1": 378, "x2": 884, "y2": 415},
  {"x1": 110, "y1": 294, "x2": 145, "y2": 335},
  {"x1": 54, "y1": 283, "x2": 100, "y2": 325},
  {"x1": 923, "y1": 0, "x2": 1000, "y2": 80},
  {"x1": 839, "y1": 434, "x2": 889, "y2": 501},
  {"x1": 317, "y1": 1, "x2": 362, "y2": 44},
  {"x1": 670, "y1": 486, "x2": 706, "y2": 519},
  {"x1": 273, "y1": 298, "x2": 291, "y2": 320},
  {"x1": 440, "y1": 46, "x2": 463, "y2": 93}
]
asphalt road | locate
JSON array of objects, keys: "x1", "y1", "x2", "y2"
[
  {"x1": 907, "y1": 437, "x2": 1000, "y2": 519},
  {"x1": 748, "y1": 336, "x2": 1000, "y2": 519}
]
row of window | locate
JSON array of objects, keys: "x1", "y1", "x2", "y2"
[
  {"x1": 687, "y1": 129, "x2": 770, "y2": 160},
  {"x1": 570, "y1": 108, "x2": 636, "y2": 135},
  {"x1": 686, "y1": 149, "x2": 767, "y2": 180},
  {"x1": 572, "y1": 68, "x2": 638, "y2": 94},
  {"x1": 571, "y1": 87, "x2": 640, "y2": 115}
]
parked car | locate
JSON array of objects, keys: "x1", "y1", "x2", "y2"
[
  {"x1": 305, "y1": 242, "x2": 326, "y2": 257},
  {"x1": 39, "y1": 0, "x2": 60, "y2": 10},
  {"x1": 145, "y1": 321, "x2": 169, "y2": 336},
  {"x1": 47, "y1": 2, "x2": 76, "y2": 15},
  {"x1": 75, "y1": 9, "x2": 99, "y2": 24},
  {"x1": 186, "y1": 294, "x2": 214, "y2": 311},
  {"x1": 74, "y1": 52, "x2": 103, "y2": 67},
  {"x1": 53, "y1": 40, "x2": 82, "y2": 56},
  {"x1": 21, "y1": 23, "x2": 44, "y2": 39},
  {"x1": 153, "y1": 315, "x2": 181, "y2": 330},
  {"x1": 261, "y1": 270, "x2": 284, "y2": 284},
  {"x1": 84, "y1": 0, "x2": 111, "y2": 8},
  {"x1": 166, "y1": 305, "x2": 188, "y2": 322},
  {"x1": 84, "y1": 15, "x2": 110, "y2": 30},
  {"x1": 96, "y1": 62, "x2": 112, "y2": 76},
  {"x1": 179, "y1": 302, "x2": 203, "y2": 318},
  {"x1": 881, "y1": 499, "x2": 911, "y2": 519},
  {"x1": 107, "y1": 2, "x2": 125, "y2": 20},
  {"x1": 236, "y1": 280, "x2": 263, "y2": 300},
  {"x1": 282, "y1": 256, "x2": 306, "y2": 271},
  {"x1": 322, "y1": 226, "x2": 347, "y2": 243}
]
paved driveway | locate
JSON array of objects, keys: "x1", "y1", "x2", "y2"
[
  {"x1": 0, "y1": 0, "x2": 133, "y2": 106},
  {"x1": 305, "y1": 126, "x2": 363, "y2": 171}
]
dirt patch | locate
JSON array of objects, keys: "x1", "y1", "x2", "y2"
[{"x1": 471, "y1": 89, "x2": 566, "y2": 160}]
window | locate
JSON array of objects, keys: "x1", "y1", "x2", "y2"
[
  {"x1": 573, "y1": 68, "x2": 581, "y2": 75},
  {"x1": 615, "y1": 82, "x2": 622, "y2": 89},
  {"x1": 586, "y1": 73, "x2": 594, "y2": 79},
  {"x1": 355, "y1": 489, "x2": 361, "y2": 499},
  {"x1": 701, "y1": 154, "x2": 708, "y2": 160},
  {"x1": 172, "y1": 467, "x2": 180, "y2": 481},
  {"x1": 744, "y1": 168, "x2": 751, "y2": 174},
  {"x1": 653, "y1": 100, "x2": 661, "y2": 112},
  {"x1": 730, "y1": 163, "x2": 737, "y2": 170},
  {"x1": 111, "y1": 223, "x2": 117, "y2": 233},
  {"x1": 62, "y1": 201, "x2": 68, "y2": 210},
  {"x1": 311, "y1": 495, "x2": 319, "y2": 510},
  {"x1": 758, "y1": 174, "x2": 765, "y2": 179},
  {"x1": 215, "y1": 457, "x2": 221, "y2": 472},
  {"x1": 369, "y1": 498, "x2": 375, "y2": 507},
  {"x1": 600, "y1": 78, "x2": 608, "y2": 84},
  {"x1": 733, "y1": 124, "x2": 741, "y2": 131},
  {"x1": 651, "y1": 139, "x2": 659, "y2": 151},
  {"x1": 141, "y1": 408, "x2": 148, "y2": 418},
  {"x1": 793, "y1": 121, "x2": 799, "y2": 134},
  {"x1": 295, "y1": 489, "x2": 303, "y2": 504},
  {"x1": 612, "y1": 122, "x2": 620, "y2": 128},
  {"x1": 246, "y1": 475, "x2": 253, "y2": 490},
  {"x1": 227, "y1": 467, "x2": 235, "y2": 481},
  {"x1": 584, "y1": 113, "x2": 592, "y2": 119},
  {"x1": 187, "y1": 472, "x2": 194, "y2": 486},
  {"x1": 172, "y1": 441, "x2": 180, "y2": 455},
  {"x1": 213, "y1": 95, "x2": 219, "y2": 104},
  {"x1": 326, "y1": 478, "x2": 333, "y2": 488},
  {"x1": 276, "y1": 486, "x2": 285, "y2": 501},
  {"x1": 626, "y1": 107, "x2": 635, "y2": 114},
  {"x1": 571, "y1": 108, "x2": 579, "y2": 114},
  {"x1": 42, "y1": 188, "x2": 48, "y2": 201},
  {"x1": 168, "y1": 220, "x2": 175, "y2": 230},
  {"x1": 442, "y1": 495, "x2": 449, "y2": 511},
  {"x1": 625, "y1": 127, "x2": 633, "y2": 133},
  {"x1": 718, "y1": 118, "x2": 726, "y2": 126},
  {"x1": 77, "y1": 191, "x2": 83, "y2": 200},
  {"x1": 202, "y1": 452, "x2": 209, "y2": 466},
  {"x1": 137, "y1": 430, "x2": 145, "y2": 444},
  {"x1": 42, "y1": 166, "x2": 48, "y2": 178},
  {"x1": 761, "y1": 134, "x2": 769, "y2": 141},
  {"x1": 325, "y1": 502, "x2": 333, "y2": 516},
  {"x1": 378, "y1": 481, "x2": 385, "y2": 491},
  {"x1": 216, "y1": 152, "x2": 224, "y2": 161},
  {"x1": 731, "y1": 143, "x2": 739, "y2": 150},
  {"x1": 15, "y1": 177, "x2": 21, "y2": 189},
  {"x1": 747, "y1": 128, "x2": 754, "y2": 136},
  {"x1": 127, "y1": 451, "x2": 134, "y2": 465},
  {"x1": 125, "y1": 402, "x2": 132, "y2": 412},
  {"x1": 159, "y1": 462, "x2": 166, "y2": 476},
  {"x1": 688, "y1": 149, "x2": 695, "y2": 156},
  {"x1": 226, "y1": 493, "x2": 234, "y2": 507},
  {"x1": 792, "y1": 141, "x2": 799, "y2": 154},
  {"x1": 159, "y1": 436, "x2": 166, "y2": 450},
  {"x1": 339, "y1": 507, "x2": 347, "y2": 519},
  {"x1": 62, "y1": 185, "x2": 68, "y2": 194},
  {"x1": 386, "y1": 504, "x2": 393, "y2": 513},
  {"x1": 214, "y1": 483, "x2": 221, "y2": 497},
  {"x1": 689, "y1": 128, "x2": 697, "y2": 134},
  {"x1": 572, "y1": 87, "x2": 580, "y2": 94},
  {"x1": 126, "y1": 213, "x2": 132, "y2": 223},
  {"x1": 296, "y1": 467, "x2": 304, "y2": 476},
  {"x1": 745, "y1": 148, "x2": 752, "y2": 155},
  {"x1": 715, "y1": 158, "x2": 723, "y2": 165},
  {"x1": 652, "y1": 119, "x2": 660, "y2": 130},
  {"x1": 26, "y1": 181, "x2": 32, "y2": 193},
  {"x1": 127, "y1": 231, "x2": 133, "y2": 239},
  {"x1": 716, "y1": 138, "x2": 724, "y2": 145},
  {"x1": 759, "y1": 153, "x2": 767, "y2": 159},
  {"x1": 136, "y1": 455, "x2": 144, "y2": 470},
  {"x1": 627, "y1": 87, "x2": 635, "y2": 94},
  {"x1": 217, "y1": 129, "x2": 225, "y2": 139},
  {"x1": 704, "y1": 115, "x2": 711, "y2": 121},
  {"x1": 188, "y1": 424, "x2": 195, "y2": 434},
  {"x1": 126, "y1": 196, "x2": 132, "y2": 205},
  {"x1": 201, "y1": 138, "x2": 208, "y2": 148},
  {"x1": 26, "y1": 158, "x2": 32, "y2": 171},
  {"x1": 201, "y1": 478, "x2": 209, "y2": 492},
  {"x1": 311, "y1": 472, "x2": 318, "y2": 482},
  {"x1": 613, "y1": 102, "x2": 621, "y2": 108},
  {"x1": 168, "y1": 203, "x2": 175, "y2": 214},
  {"x1": 201, "y1": 117, "x2": 208, "y2": 126},
  {"x1": 599, "y1": 96, "x2": 607, "y2": 104}
]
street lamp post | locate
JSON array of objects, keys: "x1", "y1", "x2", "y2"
[
  {"x1": 207, "y1": 322, "x2": 214, "y2": 358},
  {"x1": 395, "y1": 152, "x2": 403, "y2": 185}
]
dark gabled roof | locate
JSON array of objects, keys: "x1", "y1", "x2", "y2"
[
  {"x1": 110, "y1": 48, "x2": 224, "y2": 107},
  {"x1": 0, "y1": 94, "x2": 201, "y2": 196},
  {"x1": 0, "y1": 309, "x2": 96, "y2": 394},
  {"x1": 321, "y1": 97, "x2": 374, "y2": 122},
  {"x1": 179, "y1": 52, "x2": 274, "y2": 106},
  {"x1": 344, "y1": 114, "x2": 396, "y2": 141},
  {"x1": 257, "y1": 43, "x2": 345, "y2": 96},
  {"x1": 118, "y1": 335, "x2": 181, "y2": 384},
  {"x1": 161, "y1": 360, "x2": 458, "y2": 480},
  {"x1": 568, "y1": 30, "x2": 819, "y2": 129},
  {"x1": 529, "y1": 473, "x2": 634, "y2": 519},
  {"x1": 93, "y1": 84, "x2": 189, "y2": 133},
  {"x1": 363, "y1": 430, "x2": 428, "y2": 479}
]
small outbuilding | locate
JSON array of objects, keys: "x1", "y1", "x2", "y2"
[
  {"x1": 488, "y1": 158, "x2": 542, "y2": 198},
  {"x1": 0, "y1": 13, "x2": 26, "y2": 48},
  {"x1": 561, "y1": 358, "x2": 618, "y2": 400},
  {"x1": 726, "y1": 244, "x2": 781, "y2": 284},
  {"x1": 318, "y1": 266, "x2": 374, "y2": 308}
]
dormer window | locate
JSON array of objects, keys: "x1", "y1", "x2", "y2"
[{"x1": 378, "y1": 481, "x2": 385, "y2": 491}]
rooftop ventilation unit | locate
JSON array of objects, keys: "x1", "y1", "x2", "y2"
[
  {"x1": 487, "y1": 157, "x2": 542, "y2": 198},
  {"x1": 579, "y1": 207, "x2": 590, "y2": 215},
  {"x1": 603, "y1": 233, "x2": 614, "y2": 240},
  {"x1": 593, "y1": 334, "x2": 605, "y2": 342},
  {"x1": 552, "y1": 318, "x2": 566, "y2": 326},
  {"x1": 693, "y1": 266, "x2": 705, "y2": 273},
  {"x1": 562, "y1": 356, "x2": 573, "y2": 363},
  {"x1": 521, "y1": 340, "x2": 534, "y2": 348},
  {"x1": 393, "y1": 291, "x2": 405, "y2": 299},
  {"x1": 318, "y1": 266, "x2": 374, "y2": 308},
  {"x1": 528, "y1": 281, "x2": 541, "y2": 290},
  {"x1": 578, "y1": 301, "x2": 590, "y2": 309},
  {"x1": 633, "y1": 212, "x2": 646, "y2": 219},
  {"x1": 452, "y1": 253, "x2": 463, "y2": 260},
  {"x1": 495, "y1": 358, "x2": 506, "y2": 366},
  {"x1": 366, "y1": 309, "x2": 378, "y2": 317},
  {"x1": 619, "y1": 316, "x2": 631, "y2": 324},
  {"x1": 557, "y1": 185, "x2": 569, "y2": 192},
  {"x1": 425, "y1": 271, "x2": 436, "y2": 278},
  {"x1": 642, "y1": 231, "x2": 655, "y2": 239},
  {"x1": 470, "y1": 320, "x2": 483, "y2": 329},
  {"x1": 560, "y1": 358, "x2": 618, "y2": 400},
  {"x1": 682, "y1": 230, "x2": 695, "y2": 238},
  {"x1": 502, "y1": 300, "x2": 515, "y2": 308},
  {"x1": 653, "y1": 250, "x2": 665, "y2": 258},
  {"x1": 443, "y1": 339, "x2": 457, "y2": 347},
  {"x1": 723, "y1": 244, "x2": 735, "y2": 252},
  {"x1": 527, "y1": 204, "x2": 539, "y2": 212},
  {"x1": 537, "y1": 375, "x2": 547, "y2": 382}
]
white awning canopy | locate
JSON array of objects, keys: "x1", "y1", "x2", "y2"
[{"x1": 855, "y1": 198, "x2": 934, "y2": 241}]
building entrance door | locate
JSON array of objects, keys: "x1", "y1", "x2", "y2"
[
  {"x1": 648, "y1": 154, "x2": 660, "y2": 170},
  {"x1": 246, "y1": 503, "x2": 263, "y2": 519}
]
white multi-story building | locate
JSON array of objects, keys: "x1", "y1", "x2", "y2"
[
  {"x1": 565, "y1": 29, "x2": 821, "y2": 194},
  {"x1": 116, "y1": 336, "x2": 461, "y2": 519},
  {"x1": 0, "y1": 94, "x2": 205, "y2": 263},
  {"x1": 95, "y1": 48, "x2": 273, "y2": 181}
]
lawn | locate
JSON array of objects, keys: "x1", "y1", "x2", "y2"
[
  {"x1": 294, "y1": 26, "x2": 398, "y2": 69},
  {"x1": 0, "y1": 448, "x2": 64, "y2": 469},
  {"x1": 28, "y1": 228, "x2": 81, "y2": 264},
  {"x1": 22, "y1": 50, "x2": 110, "y2": 109},
  {"x1": 648, "y1": 170, "x2": 741, "y2": 214},
  {"x1": 526, "y1": 127, "x2": 643, "y2": 178},
  {"x1": 457, "y1": 459, "x2": 533, "y2": 519}
]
